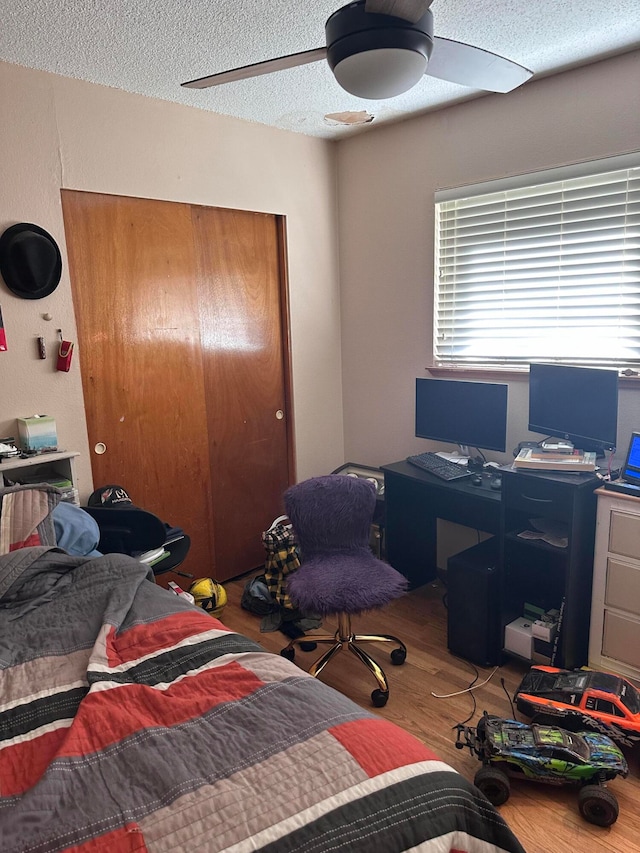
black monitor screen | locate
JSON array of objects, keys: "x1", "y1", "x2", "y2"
[
  {"x1": 622, "y1": 433, "x2": 640, "y2": 485},
  {"x1": 415, "y1": 378, "x2": 508, "y2": 453},
  {"x1": 528, "y1": 363, "x2": 619, "y2": 452}
]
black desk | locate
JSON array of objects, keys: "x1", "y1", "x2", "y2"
[
  {"x1": 381, "y1": 460, "x2": 501, "y2": 589},
  {"x1": 381, "y1": 460, "x2": 599, "y2": 668}
]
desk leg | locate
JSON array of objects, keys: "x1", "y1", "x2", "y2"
[{"x1": 384, "y1": 472, "x2": 437, "y2": 588}]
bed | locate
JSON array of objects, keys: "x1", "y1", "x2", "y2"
[{"x1": 0, "y1": 545, "x2": 526, "y2": 853}]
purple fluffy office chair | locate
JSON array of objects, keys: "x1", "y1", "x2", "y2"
[{"x1": 280, "y1": 474, "x2": 408, "y2": 707}]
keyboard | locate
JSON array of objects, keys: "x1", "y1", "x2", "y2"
[{"x1": 406, "y1": 452, "x2": 472, "y2": 481}]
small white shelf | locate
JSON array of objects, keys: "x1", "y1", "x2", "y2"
[{"x1": 0, "y1": 451, "x2": 80, "y2": 504}]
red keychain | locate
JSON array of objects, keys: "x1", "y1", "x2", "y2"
[{"x1": 56, "y1": 331, "x2": 74, "y2": 372}]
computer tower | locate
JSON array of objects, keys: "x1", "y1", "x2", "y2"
[{"x1": 446, "y1": 537, "x2": 501, "y2": 666}]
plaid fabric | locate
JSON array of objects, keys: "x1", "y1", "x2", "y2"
[
  {"x1": 0, "y1": 484, "x2": 61, "y2": 554},
  {"x1": 262, "y1": 518, "x2": 300, "y2": 610},
  {"x1": 0, "y1": 548, "x2": 527, "y2": 853}
]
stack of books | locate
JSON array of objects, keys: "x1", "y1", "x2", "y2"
[{"x1": 514, "y1": 447, "x2": 597, "y2": 472}]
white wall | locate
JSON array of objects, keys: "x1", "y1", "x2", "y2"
[
  {"x1": 0, "y1": 61, "x2": 344, "y2": 500},
  {"x1": 337, "y1": 51, "x2": 640, "y2": 471},
  {"x1": 3, "y1": 51, "x2": 639, "y2": 514}
]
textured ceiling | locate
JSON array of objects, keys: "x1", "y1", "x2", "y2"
[{"x1": 2, "y1": 0, "x2": 640, "y2": 139}]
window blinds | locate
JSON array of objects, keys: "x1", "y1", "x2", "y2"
[{"x1": 434, "y1": 161, "x2": 640, "y2": 368}]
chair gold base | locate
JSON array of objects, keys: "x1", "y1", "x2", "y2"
[{"x1": 281, "y1": 612, "x2": 406, "y2": 706}]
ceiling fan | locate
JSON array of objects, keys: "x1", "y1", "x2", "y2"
[{"x1": 182, "y1": 0, "x2": 533, "y2": 100}]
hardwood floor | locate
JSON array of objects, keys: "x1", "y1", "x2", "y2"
[{"x1": 222, "y1": 573, "x2": 640, "y2": 853}]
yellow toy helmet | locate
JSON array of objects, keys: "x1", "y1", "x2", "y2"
[{"x1": 189, "y1": 577, "x2": 227, "y2": 618}]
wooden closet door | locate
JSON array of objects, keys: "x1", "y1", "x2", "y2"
[
  {"x1": 192, "y1": 206, "x2": 293, "y2": 578},
  {"x1": 61, "y1": 191, "x2": 214, "y2": 580},
  {"x1": 62, "y1": 190, "x2": 294, "y2": 582}
]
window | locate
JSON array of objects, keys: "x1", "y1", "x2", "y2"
[
  {"x1": 434, "y1": 155, "x2": 640, "y2": 369},
  {"x1": 593, "y1": 698, "x2": 624, "y2": 717}
]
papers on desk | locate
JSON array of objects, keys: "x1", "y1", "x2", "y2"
[
  {"x1": 435, "y1": 452, "x2": 468, "y2": 466},
  {"x1": 518, "y1": 517, "x2": 568, "y2": 549}
]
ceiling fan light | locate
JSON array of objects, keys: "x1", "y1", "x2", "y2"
[
  {"x1": 325, "y1": 2, "x2": 433, "y2": 100},
  {"x1": 333, "y1": 48, "x2": 427, "y2": 99}
]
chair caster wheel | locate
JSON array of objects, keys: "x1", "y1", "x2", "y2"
[
  {"x1": 280, "y1": 647, "x2": 295, "y2": 661},
  {"x1": 371, "y1": 689, "x2": 389, "y2": 707},
  {"x1": 300, "y1": 641, "x2": 318, "y2": 652},
  {"x1": 390, "y1": 648, "x2": 406, "y2": 666}
]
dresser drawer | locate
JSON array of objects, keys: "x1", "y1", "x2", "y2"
[
  {"x1": 605, "y1": 557, "x2": 640, "y2": 615},
  {"x1": 609, "y1": 510, "x2": 640, "y2": 559},
  {"x1": 504, "y1": 475, "x2": 571, "y2": 521},
  {"x1": 603, "y1": 611, "x2": 640, "y2": 669}
]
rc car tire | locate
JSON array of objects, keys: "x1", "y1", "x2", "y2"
[
  {"x1": 578, "y1": 785, "x2": 619, "y2": 827},
  {"x1": 474, "y1": 767, "x2": 511, "y2": 806}
]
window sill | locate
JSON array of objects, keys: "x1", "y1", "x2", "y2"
[
  {"x1": 427, "y1": 366, "x2": 640, "y2": 385},
  {"x1": 426, "y1": 366, "x2": 529, "y2": 381}
]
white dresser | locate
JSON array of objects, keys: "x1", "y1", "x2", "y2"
[{"x1": 589, "y1": 487, "x2": 640, "y2": 682}]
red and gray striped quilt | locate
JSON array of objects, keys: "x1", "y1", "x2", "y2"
[{"x1": 0, "y1": 547, "x2": 525, "y2": 853}]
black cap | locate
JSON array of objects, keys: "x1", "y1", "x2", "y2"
[{"x1": 87, "y1": 485, "x2": 134, "y2": 508}]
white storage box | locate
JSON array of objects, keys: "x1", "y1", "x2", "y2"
[{"x1": 505, "y1": 617, "x2": 533, "y2": 659}]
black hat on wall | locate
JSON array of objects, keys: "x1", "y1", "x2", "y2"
[{"x1": 0, "y1": 223, "x2": 62, "y2": 299}]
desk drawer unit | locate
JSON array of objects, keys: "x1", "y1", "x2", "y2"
[
  {"x1": 590, "y1": 490, "x2": 640, "y2": 683},
  {"x1": 503, "y1": 474, "x2": 572, "y2": 522},
  {"x1": 501, "y1": 469, "x2": 597, "y2": 670}
]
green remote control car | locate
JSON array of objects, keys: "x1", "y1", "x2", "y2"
[{"x1": 455, "y1": 713, "x2": 628, "y2": 826}]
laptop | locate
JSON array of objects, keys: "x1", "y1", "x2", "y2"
[{"x1": 604, "y1": 432, "x2": 640, "y2": 495}]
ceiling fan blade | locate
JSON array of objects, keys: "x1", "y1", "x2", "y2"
[
  {"x1": 181, "y1": 47, "x2": 327, "y2": 89},
  {"x1": 426, "y1": 37, "x2": 532, "y2": 93},
  {"x1": 364, "y1": 0, "x2": 433, "y2": 23}
]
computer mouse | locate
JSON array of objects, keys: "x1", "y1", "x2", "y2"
[
  {"x1": 470, "y1": 473, "x2": 483, "y2": 486},
  {"x1": 489, "y1": 474, "x2": 502, "y2": 490}
]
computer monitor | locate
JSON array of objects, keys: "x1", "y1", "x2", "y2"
[
  {"x1": 415, "y1": 378, "x2": 508, "y2": 454},
  {"x1": 528, "y1": 363, "x2": 619, "y2": 454},
  {"x1": 621, "y1": 433, "x2": 640, "y2": 485}
]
